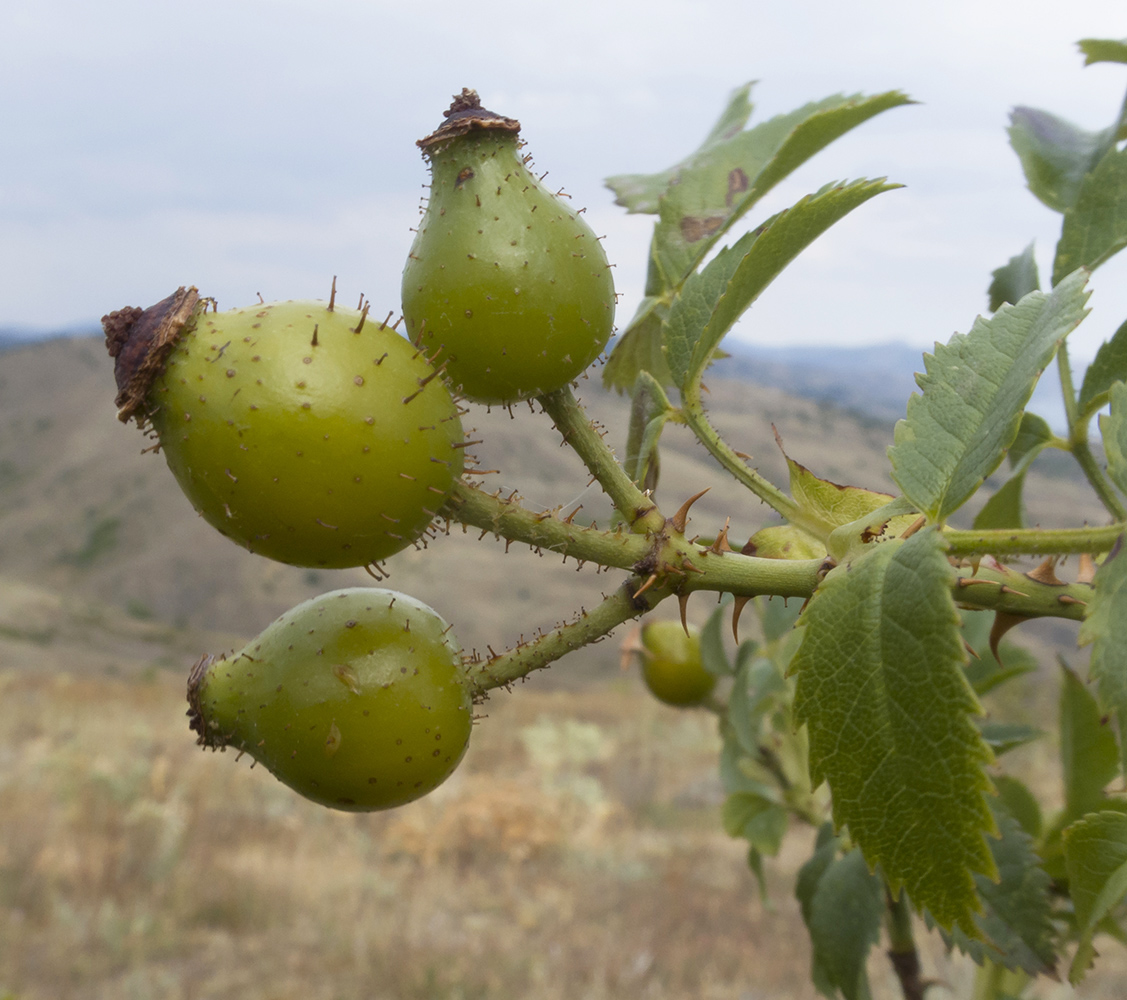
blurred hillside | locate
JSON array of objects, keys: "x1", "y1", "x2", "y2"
[{"x1": 0, "y1": 335, "x2": 1105, "y2": 680}]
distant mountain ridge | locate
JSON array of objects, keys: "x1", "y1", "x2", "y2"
[
  {"x1": 0, "y1": 324, "x2": 101, "y2": 351},
  {"x1": 714, "y1": 341, "x2": 924, "y2": 424},
  {"x1": 5, "y1": 323, "x2": 924, "y2": 421}
]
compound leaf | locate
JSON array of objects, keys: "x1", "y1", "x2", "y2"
[
  {"x1": 888, "y1": 270, "x2": 1090, "y2": 522},
  {"x1": 606, "y1": 82, "x2": 757, "y2": 215},
  {"x1": 988, "y1": 242, "x2": 1041, "y2": 311},
  {"x1": 1079, "y1": 533, "x2": 1127, "y2": 777},
  {"x1": 791, "y1": 528, "x2": 997, "y2": 935},
  {"x1": 664, "y1": 178, "x2": 897, "y2": 391},
  {"x1": 650, "y1": 91, "x2": 911, "y2": 289},
  {"x1": 1055, "y1": 147, "x2": 1127, "y2": 284},
  {"x1": 1008, "y1": 107, "x2": 1116, "y2": 214},
  {"x1": 1080, "y1": 318, "x2": 1127, "y2": 420},
  {"x1": 1063, "y1": 811, "x2": 1127, "y2": 983}
]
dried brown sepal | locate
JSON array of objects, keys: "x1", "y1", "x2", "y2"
[
  {"x1": 103, "y1": 286, "x2": 202, "y2": 424},
  {"x1": 417, "y1": 88, "x2": 521, "y2": 153},
  {"x1": 186, "y1": 652, "x2": 225, "y2": 749}
]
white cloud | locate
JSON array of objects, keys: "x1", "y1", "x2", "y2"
[{"x1": 3, "y1": 0, "x2": 1127, "y2": 365}]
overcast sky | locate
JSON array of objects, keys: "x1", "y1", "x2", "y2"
[{"x1": 3, "y1": 1, "x2": 1127, "y2": 364}]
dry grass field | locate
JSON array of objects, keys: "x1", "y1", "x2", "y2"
[
  {"x1": 4, "y1": 338, "x2": 1127, "y2": 998},
  {"x1": 3, "y1": 656, "x2": 1127, "y2": 1000}
]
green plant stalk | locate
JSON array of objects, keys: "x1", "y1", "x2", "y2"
[
  {"x1": 445, "y1": 482, "x2": 1094, "y2": 623},
  {"x1": 1058, "y1": 340, "x2": 1081, "y2": 431},
  {"x1": 679, "y1": 381, "x2": 806, "y2": 528},
  {"x1": 441, "y1": 479, "x2": 651, "y2": 570},
  {"x1": 463, "y1": 578, "x2": 675, "y2": 694},
  {"x1": 1072, "y1": 434, "x2": 1127, "y2": 521},
  {"x1": 537, "y1": 385, "x2": 665, "y2": 531},
  {"x1": 1059, "y1": 340, "x2": 1127, "y2": 519},
  {"x1": 952, "y1": 560, "x2": 1092, "y2": 621},
  {"x1": 943, "y1": 521, "x2": 1125, "y2": 558}
]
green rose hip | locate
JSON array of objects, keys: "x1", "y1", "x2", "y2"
[
  {"x1": 104, "y1": 288, "x2": 465, "y2": 568},
  {"x1": 638, "y1": 621, "x2": 716, "y2": 707},
  {"x1": 402, "y1": 89, "x2": 616, "y2": 405},
  {"x1": 188, "y1": 587, "x2": 473, "y2": 811}
]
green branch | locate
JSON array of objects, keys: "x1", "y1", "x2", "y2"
[
  {"x1": 1059, "y1": 340, "x2": 1127, "y2": 519},
  {"x1": 463, "y1": 577, "x2": 674, "y2": 694},
  {"x1": 679, "y1": 381, "x2": 803, "y2": 524},
  {"x1": 441, "y1": 480, "x2": 650, "y2": 570},
  {"x1": 537, "y1": 385, "x2": 665, "y2": 531},
  {"x1": 1072, "y1": 434, "x2": 1127, "y2": 520},
  {"x1": 943, "y1": 521, "x2": 1125, "y2": 558}
]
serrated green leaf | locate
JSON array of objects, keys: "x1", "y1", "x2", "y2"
[
  {"x1": 1009, "y1": 412, "x2": 1054, "y2": 468},
  {"x1": 722, "y1": 792, "x2": 788, "y2": 855},
  {"x1": 977, "y1": 720, "x2": 1043, "y2": 755},
  {"x1": 664, "y1": 178, "x2": 898, "y2": 391},
  {"x1": 993, "y1": 774, "x2": 1044, "y2": 840},
  {"x1": 1079, "y1": 37, "x2": 1127, "y2": 66},
  {"x1": 651, "y1": 91, "x2": 912, "y2": 288},
  {"x1": 746, "y1": 845, "x2": 769, "y2": 903},
  {"x1": 941, "y1": 804, "x2": 1058, "y2": 978},
  {"x1": 796, "y1": 827, "x2": 841, "y2": 999},
  {"x1": 989, "y1": 243, "x2": 1041, "y2": 311},
  {"x1": 781, "y1": 447, "x2": 902, "y2": 540},
  {"x1": 729, "y1": 651, "x2": 787, "y2": 754},
  {"x1": 602, "y1": 296, "x2": 674, "y2": 392},
  {"x1": 1064, "y1": 811, "x2": 1127, "y2": 983},
  {"x1": 1055, "y1": 147, "x2": 1127, "y2": 284},
  {"x1": 1061, "y1": 663, "x2": 1120, "y2": 820},
  {"x1": 791, "y1": 528, "x2": 997, "y2": 935},
  {"x1": 972, "y1": 473, "x2": 1028, "y2": 530},
  {"x1": 1008, "y1": 107, "x2": 1116, "y2": 214},
  {"x1": 972, "y1": 410, "x2": 1056, "y2": 530},
  {"x1": 605, "y1": 83, "x2": 757, "y2": 215},
  {"x1": 719, "y1": 729, "x2": 773, "y2": 796},
  {"x1": 1100, "y1": 381, "x2": 1127, "y2": 497},
  {"x1": 700, "y1": 594, "x2": 735, "y2": 676},
  {"x1": 1079, "y1": 534, "x2": 1127, "y2": 777},
  {"x1": 796, "y1": 837, "x2": 883, "y2": 1000},
  {"x1": 761, "y1": 594, "x2": 804, "y2": 644},
  {"x1": 1080, "y1": 318, "x2": 1127, "y2": 420},
  {"x1": 888, "y1": 270, "x2": 1090, "y2": 522}
]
